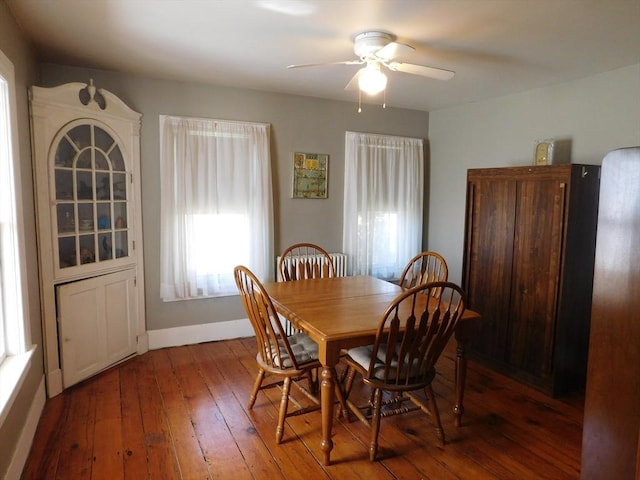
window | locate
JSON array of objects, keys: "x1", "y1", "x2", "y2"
[
  {"x1": 343, "y1": 131, "x2": 424, "y2": 279},
  {"x1": 0, "y1": 49, "x2": 33, "y2": 426},
  {"x1": 159, "y1": 115, "x2": 273, "y2": 301}
]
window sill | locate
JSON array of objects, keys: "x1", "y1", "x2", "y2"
[{"x1": 0, "y1": 346, "x2": 36, "y2": 428}]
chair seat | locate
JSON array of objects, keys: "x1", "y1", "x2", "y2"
[
  {"x1": 272, "y1": 332, "x2": 319, "y2": 368},
  {"x1": 346, "y1": 345, "x2": 385, "y2": 378},
  {"x1": 346, "y1": 344, "x2": 435, "y2": 382}
]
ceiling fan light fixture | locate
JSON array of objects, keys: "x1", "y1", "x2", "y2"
[{"x1": 358, "y1": 63, "x2": 387, "y2": 95}]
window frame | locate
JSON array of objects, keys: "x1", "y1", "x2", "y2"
[
  {"x1": 159, "y1": 115, "x2": 273, "y2": 301},
  {"x1": 0, "y1": 48, "x2": 34, "y2": 427},
  {"x1": 343, "y1": 131, "x2": 424, "y2": 279}
]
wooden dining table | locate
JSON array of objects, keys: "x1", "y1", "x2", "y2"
[{"x1": 263, "y1": 275, "x2": 481, "y2": 465}]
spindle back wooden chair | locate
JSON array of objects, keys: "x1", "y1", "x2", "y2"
[
  {"x1": 398, "y1": 251, "x2": 448, "y2": 292},
  {"x1": 277, "y1": 242, "x2": 337, "y2": 336},
  {"x1": 233, "y1": 265, "x2": 322, "y2": 443},
  {"x1": 278, "y1": 242, "x2": 336, "y2": 282},
  {"x1": 341, "y1": 281, "x2": 466, "y2": 460}
]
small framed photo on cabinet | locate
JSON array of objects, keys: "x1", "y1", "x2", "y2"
[{"x1": 534, "y1": 140, "x2": 555, "y2": 166}]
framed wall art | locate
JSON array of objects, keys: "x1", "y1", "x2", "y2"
[
  {"x1": 534, "y1": 139, "x2": 555, "y2": 166},
  {"x1": 292, "y1": 152, "x2": 329, "y2": 199}
]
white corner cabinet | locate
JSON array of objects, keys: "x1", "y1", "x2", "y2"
[{"x1": 30, "y1": 81, "x2": 147, "y2": 395}]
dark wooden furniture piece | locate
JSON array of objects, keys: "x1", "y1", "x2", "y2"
[
  {"x1": 342, "y1": 282, "x2": 466, "y2": 461},
  {"x1": 581, "y1": 147, "x2": 640, "y2": 480},
  {"x1": 263, "y1": 275, "x2": 480, "y2": 465},
  {"x1": 397, "y1": 250, "x2": 448, "y2": 290},
  {"x1": 462, "y1": 164, "x2": 600, "y2": 396}
]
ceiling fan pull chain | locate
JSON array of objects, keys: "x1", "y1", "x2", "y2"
[{"x1": 358, "y1": 89, "x2": 362, "y2": 113}]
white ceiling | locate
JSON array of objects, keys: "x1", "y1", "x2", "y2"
[{"x1": 6, "y1": 0, "x2": 640, "y2": 111}]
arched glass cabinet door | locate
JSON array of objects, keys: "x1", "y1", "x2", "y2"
[{"x1": 52, "y1": 120, "x2": 131, "y2": 270}]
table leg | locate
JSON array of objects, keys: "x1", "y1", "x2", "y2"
[
  {"x1": 453, "y1": 337, "x2": 467, "y2": 427},
  {"x1": 453, "y1": 320, "x2": 474, "y2": 428},
  {"x1": 320, "y1": 366, "x2": 335, "y2": 465}
]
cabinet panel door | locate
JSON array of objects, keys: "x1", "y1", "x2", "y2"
[
  {"x1": 507, "y1": 178, "x2": 566, "y2": 376},
  {"x1": 58, "y1": 269, "x2": 137, "y2": 388},
  {"x1": 464, "y1": 178, "x2": 516, "y2": 361},
  {"x1": 104, "y1": 272, "x2": 137, "y2": 364},
  {"x1": 57, "y1": 286, "x2": 103, "y2": 386}
]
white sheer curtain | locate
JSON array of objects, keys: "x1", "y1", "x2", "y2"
[
  {"x1": 159, "y1": 115, "x2": 273, "y2": 301},
  {"x1": 343, "y1": 131, "x2": 424, "y2": 279}
]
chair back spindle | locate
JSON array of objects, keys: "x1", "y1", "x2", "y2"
[
  {"x1": 278, "y1": 242, "x2": 336, "y2": 281},
  {"x1": 368, "y1": 282, "x2": 465, "y2": 388},
  {"x1": 398, "y1": 251, "x2": 448, "y2": 293}
]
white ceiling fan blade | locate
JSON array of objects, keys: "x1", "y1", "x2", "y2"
[
  {"x1": 287, "y1": 60, "x2": 363, "y2": 69},
  {"x1": 344, "y1": 68, "x2": 364, "y2": 91},
  {"x1": 375, "y1": 42, "x2": 414, "y2": 61},
  {"x1": 388, "y1": 62, "x2": 455, "y2": 81}
]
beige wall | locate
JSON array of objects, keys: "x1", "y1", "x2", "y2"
[
  {"x1": 40, "y1": 64, "x2": 430, "y2": 331},
  {"x1": 428, "y1": 63, "x2": 640, "y2": 284},
  {"x1": 39, "y1": 62, "x2": 640, "y2": 332},
  {"x1": 0, "y1": 2, "x2": 43, "y2": 479}
]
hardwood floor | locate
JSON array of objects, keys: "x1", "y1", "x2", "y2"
[{"x1": 21, "y1": 337, "x2": 584, "y2": 479}]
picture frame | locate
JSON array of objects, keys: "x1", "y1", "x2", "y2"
[
  {"x1": 292, "y1": 152, "x2": 329, "y2": 199},
  {"x1": 534, "y1": 139, "x2": 555, "y2": 166}
]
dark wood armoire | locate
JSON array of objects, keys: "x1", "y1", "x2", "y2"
[
  {"x1": 462, "y1": 164, "x2": 600, "y2": 396},
  {"x1": 581, "y1": 147, "x2": 640, "y2": 480}
]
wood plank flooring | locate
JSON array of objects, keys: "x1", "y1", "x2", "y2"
[{"x1": 21, "y1": 337, "x2": 584, "y2": 479}]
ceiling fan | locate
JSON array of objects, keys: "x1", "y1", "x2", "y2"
[{"x1": 287, "y1": 31, "x2": 455, "y2": 97}]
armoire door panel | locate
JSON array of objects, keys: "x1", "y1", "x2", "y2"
[
  {"x1": 464, "y1": 178, "x2": 516, "y2": 361},
  {"x1": 507, "y1": 178, "x2": 565, "y2": 376}
]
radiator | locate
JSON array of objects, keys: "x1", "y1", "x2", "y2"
[{"x1": 276, "y1": 253, "x2": 347, "y2": 281}]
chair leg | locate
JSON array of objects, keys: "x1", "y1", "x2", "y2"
[
  {"x1": 424, "y1": 384, "x2": 445, "y2": 445},
  {"x1": 369, "y1": 388, "x2": 383, "y2": 461},
  {"x1": 307, "y1": 368, "x2": 319, "y2": 394},
  {"x1": 248, "y1": 369, "x2": 265, "y2": 409},
  {"x1": 367, "y1": 388, "x2": 377, "y2": 416},
  {"x1": 332, "y1": 368, "x2": 348, "y2": 419},
  {"x1": 342, "y1": 366, "x2": 357, "y2": 419},
  {"x1": 276, "y1": 377, "x2": 292, "y2": 444},
  {"x1": 343, "y1": 366, "x2": 356, "y2": 396}
]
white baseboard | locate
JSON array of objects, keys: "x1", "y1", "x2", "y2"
[
  {"x1": 5, "y1": 376, "x2": 46, "y2": 480},
  {"x1": 137, "y1": 331, "x2": 149, "y2": 354},
  {"x1": 147, "y1": 318, "x2": 254, "y2": 350},
  {"x1": 45, "y1": 368, "x2": 63, "y2": 398}
]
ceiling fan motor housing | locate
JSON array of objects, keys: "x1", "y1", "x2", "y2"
[{"x1": 354, "y1": 31, "x2": 394, "y2": 58}]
